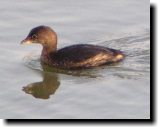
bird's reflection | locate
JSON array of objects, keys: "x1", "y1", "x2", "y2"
[{"x1": 23, "y1": 64, "x2": 60, "y2": 99}]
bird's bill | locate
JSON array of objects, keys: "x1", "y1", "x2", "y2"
[{"x1": 21, "y1": 38, "x2": 32, "y2": 45}]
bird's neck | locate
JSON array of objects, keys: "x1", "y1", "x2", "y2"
[{"x1": 41, "y1": 43, "x2": 57, "y2": 62}]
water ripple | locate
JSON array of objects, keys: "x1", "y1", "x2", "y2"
[{"x1": 23, "y1": 32, "x2": 150, "y2": 80}]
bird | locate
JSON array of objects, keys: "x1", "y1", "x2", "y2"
[{"x1": 21, "y1": 25, "x2": 124, "y2": 69}]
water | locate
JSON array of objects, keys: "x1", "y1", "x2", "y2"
[{"x1": 0, "y1": 0, "x2": 150, "y2": 119}]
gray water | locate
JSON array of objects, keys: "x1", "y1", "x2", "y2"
[{"x1": 0, "y1": 0, "x2": 150, "y2": 119}]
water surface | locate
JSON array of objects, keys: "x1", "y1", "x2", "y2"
[{"x1": 0, "y1": 0, "x2": 150, "y2": 119}]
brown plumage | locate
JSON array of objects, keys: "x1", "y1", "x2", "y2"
[{"x1": 21, "y1": 26, "x2": 125, "y2": 69}]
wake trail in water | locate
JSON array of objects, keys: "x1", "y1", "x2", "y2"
[{"x1": 23, "y1": 31, "x2": 150, "y2": 80}]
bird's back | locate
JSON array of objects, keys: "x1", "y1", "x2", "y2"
[{"x1": 50, "y1": 44, "x2": 124, "y2": 69}]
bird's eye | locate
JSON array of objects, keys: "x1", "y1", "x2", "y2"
[{"x1": 32, "y1": 34, "x2": 37, "y2": 39}]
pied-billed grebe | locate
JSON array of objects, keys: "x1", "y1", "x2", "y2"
[{"x1": 21, "y1": 26, "x2": 125, "y2": 69}]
